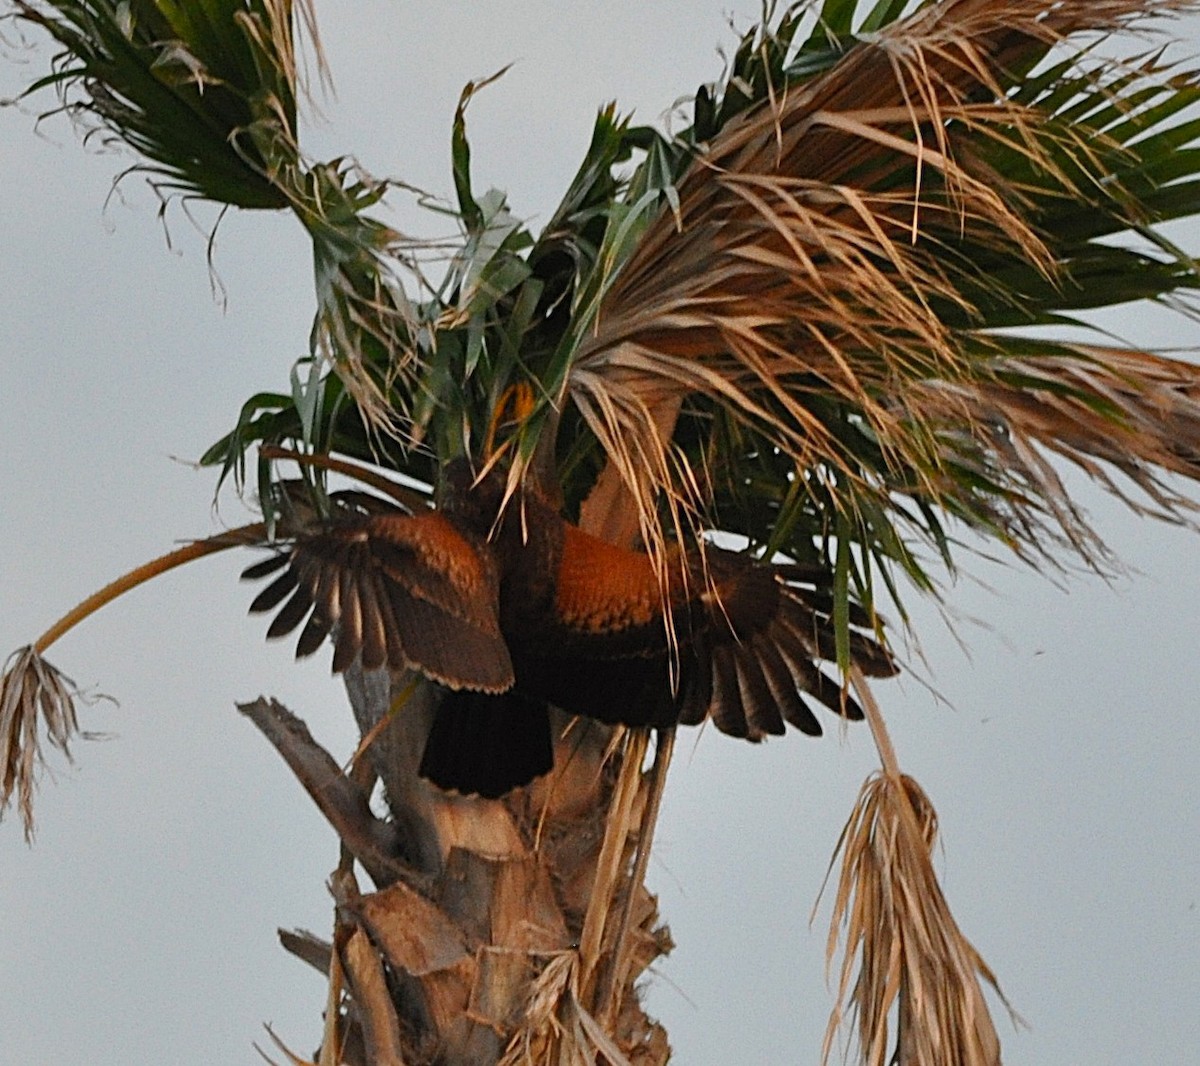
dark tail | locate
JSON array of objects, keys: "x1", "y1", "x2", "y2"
[{"x1": 419, "y1": 689, "x2": 553, "y2": 798}]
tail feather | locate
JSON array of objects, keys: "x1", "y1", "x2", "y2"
[{"x1": 419, "y1": 689, "x2": 553, "y2": 799}]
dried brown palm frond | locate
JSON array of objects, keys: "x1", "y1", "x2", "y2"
[
  {"x1": 903, "y1": 343, "x2": 1200, "y2": 564},
  {"x1": 0, "y1": 525, "x2": 265, "y2": 839},
  {"x1": 570, "y1": 0, "x2": 1045, "y2": 521},
  {"x1": 0, "y1": 647, "x2": 85, "y2": 843},
  {"x1": 566, "y1": 0, "x2": 1200, "y2": 586},
  {"x1": 817, "y1": 667, "x2": 1015, "y2": 1066},
  {"x1": 821, "y1": 767, "x2": 1013, "y2": 1066}
]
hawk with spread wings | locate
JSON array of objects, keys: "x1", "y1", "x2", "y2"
[{"x1": 242, "y1": 459, "x2": 895, "y2": 797}]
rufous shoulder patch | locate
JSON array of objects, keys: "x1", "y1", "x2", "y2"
[{"x1": 554, "y1": 525, "x2": 664, "y2": 633}]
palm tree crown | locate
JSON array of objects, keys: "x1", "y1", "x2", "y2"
[{"x1": 5, "y1": 2, "x2": 1200, "y2": 1063}]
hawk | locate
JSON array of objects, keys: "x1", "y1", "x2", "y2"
[{"x1": 242, "y1": 459, "x2": 895, "y2": 797}]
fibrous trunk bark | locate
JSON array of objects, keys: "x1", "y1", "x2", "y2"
[{"x1": 243, "y1": 664, "x2": 672, "y2": 1065}]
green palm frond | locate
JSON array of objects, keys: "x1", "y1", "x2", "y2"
[
  {"x1": 12, "y1": 0, "x2": 423, "y2": 441},
  {"x1": 180, "y1": 0, "x2": 1200, "y2": 652},
  {"x1": 13, "y1": 0, "x2": 319, "y2": 207},
  {"x1": 21, "y1": 0, "x2": 1200, "y2": 606}
]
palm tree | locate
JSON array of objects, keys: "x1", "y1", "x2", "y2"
[{"x1": 5, "y1": 1, "x2": 1200, "y2": 1063}]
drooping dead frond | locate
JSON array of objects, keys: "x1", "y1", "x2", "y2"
[
  {"x1": 816, "y1": 667, "x2": 1018, "y2": 1066},
  {"x1": 0, "y1": 525, "x2": 266, "y2": 837},
  {"x1": 0, "y1": 647, "x2": 85, "y2": 841},
  {"x1": 27, "y1": 524, "x2": 268, "y2": 657},
  {"x1": 992, "y1": 347, "x2": 1200, "y2": 488},
  {"x1": 821, "y1": 769, "x2": 1014, "y2": 1066}
]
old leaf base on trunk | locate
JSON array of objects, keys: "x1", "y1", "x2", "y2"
[{"x1": 242, "y1": 663, "x2": 672, "y2": 1066}]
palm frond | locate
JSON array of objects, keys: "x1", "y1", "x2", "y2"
[
  {"x1": 12, "y1": 1, "x2": 425, "y2": 449},
  {"x1": 12, "y1": 0, "x2": 321, "y2": 207},
  {"x1": 0, "y1": 647, "x2": 84, "y2": 842},
  {"x1": 297, "y1": 157, "x2": 423, "y2": 443},
  {"x1": 905, "y1": 343, "x2": 1200, "y2": 556},
  {"x1": 0, "y1": 527, "x2": 265, "y2": 838},
  {"x1": 561, "y1": 0, "x2": 1200, "y2": 641},
  {"x1": 822, "y1": 769, "x2": 1014, "y2": 1066}
]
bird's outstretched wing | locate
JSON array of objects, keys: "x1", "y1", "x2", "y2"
[
  {"x1": 240, "y1": 477, "x2": 896, "y2": 798},
  {"x1": 242, "y1": 509, "x2": 514, "y2": 694}
]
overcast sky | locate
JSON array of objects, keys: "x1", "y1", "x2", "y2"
[{"x1": 2, "y1": 3, "x2": 1198, "y2": 1064}]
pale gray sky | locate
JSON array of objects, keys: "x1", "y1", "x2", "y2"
[{"x1": 2, "y1": 4, "x2": 1198, "y2": 1063}]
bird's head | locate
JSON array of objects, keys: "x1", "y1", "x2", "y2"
[{"x1": 439, "y1": 457, "x2": 508, "y2": 534}]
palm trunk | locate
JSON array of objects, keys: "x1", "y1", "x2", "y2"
[{"x1": 243, "y1": 665, "x2": 672, "y2": 1065}]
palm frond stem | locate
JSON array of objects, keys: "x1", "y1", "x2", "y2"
[{"x1": 33, "y1": 523, "x2": 267, "y2": 655}]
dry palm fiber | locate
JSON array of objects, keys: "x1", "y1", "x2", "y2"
[
  {"x1": 0, "y1": 526, "x2": 265, "y2": 839},
  {"x1": 0, "y1": 648, "x2": 84, "y2": 843}
]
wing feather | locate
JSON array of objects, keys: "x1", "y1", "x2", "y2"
[
  {"x1": 356, "y1": 570, "x2": 389, "y2": 672},
  {"x1": 243, "y1": 509, "x2": 513, "y2": 692},
  {"x1": 677, "y1": 636, "x2": 713, "y2": 726},
  {"x1": 734, "y1": 657, "x2": 783, "y2": 738},
  {"x1": 739, "y1": 638, "x2": 796, "y2": 734},
  {"x1": 755, "y1": 633, "x2": 822, "y2": 736},
  {"x1": 708, "y1": 644, "x2": 749, "y2": 738},
  {"x1": 247, "y1": 568, "x2": 297, "y2": 613},
  {"x1": 383, "y1": 581, "x2": 514, "y2": 693},
  {"x1": 692, "y1": 550, "x2": 883, "y2": 733},
  {"x1": 241, "y1": 553, "x2": 291, "y2": 581},
  {"x1": 295, "y1": 608, "x2": 331, "y2": 660},
  {"x1": 332, "y1": 561, "x2": 364, "y2": 674},
  {"x1": 266, "y1": 585, "x2": 314, "y2": 638}
]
